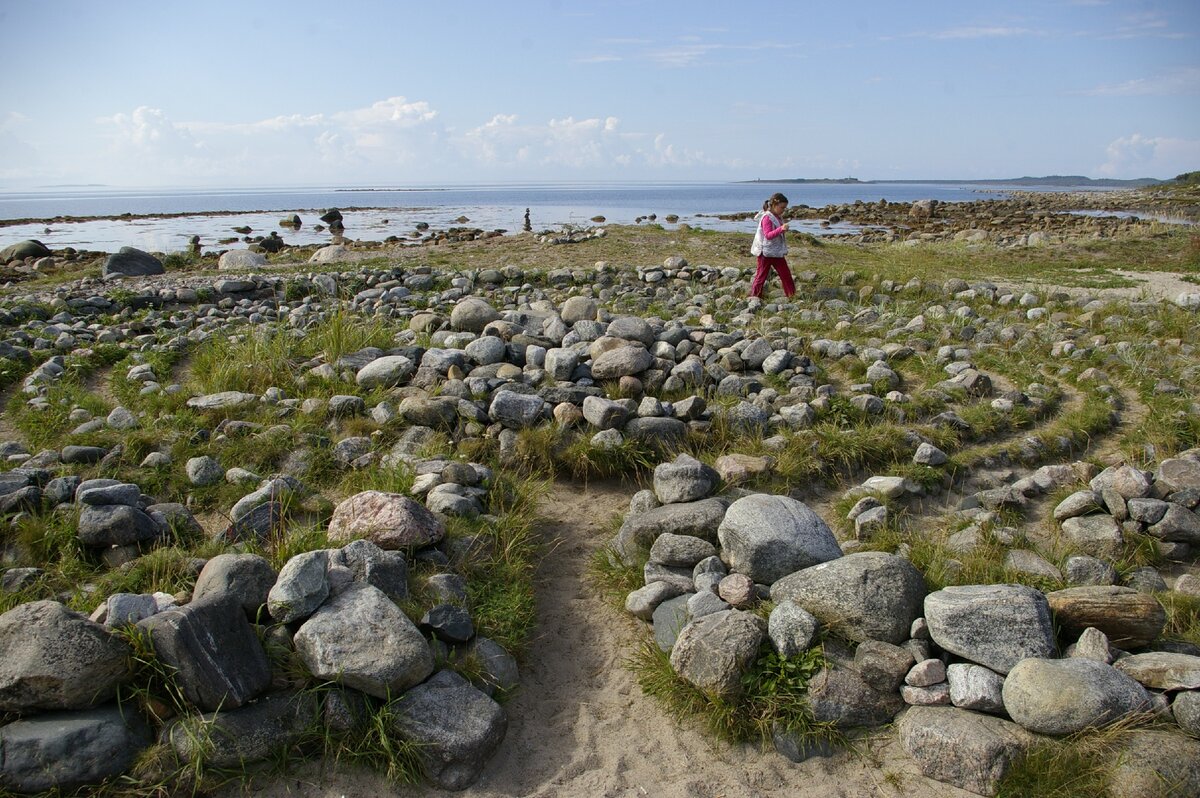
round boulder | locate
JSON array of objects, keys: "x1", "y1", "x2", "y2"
[
  {"x1": 327, "y1": 491, "x2": 446, "y2": 549},
  {"x1": 717, "y1": 494, "x2": 842, "y2": 585},
  {"x1": 1002, "y1": 657, "x2": 1152, "y2": 735},
  {"x1": 450, "y1": 297, "x2": 500, "y2": 333}
]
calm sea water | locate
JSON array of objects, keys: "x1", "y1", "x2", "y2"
[{"x1": 0, "y1": 181, "x2": 1109, "y2": 255}]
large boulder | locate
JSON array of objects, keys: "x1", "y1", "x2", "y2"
[
  {"x1": 0, "y1": 239, "x2": 51, "y2": 262},
  {"x1": 1059, "y1": 514, "x2": 1124, "y2": 558},
  {"x1": 770, "y1": 552, "x2": 926, "y2": 644},
  {"x1": 0, "y1": 600, "x2": 131, "y2": 712},
  {"x1": 1108, "y1": 729, "x2": 1200, "y2": 798},
  {"x1": 590, "y1": 344, "x2": 654, "y2": 380},
  {"x1": 488, "y1": 390, "x2": 546, "y2": 429},
  {"x1": 77, "y1": 504, "x2": 160, "y2": 547},
  {"x1": 1089, "y1": 465, "x2": 1152, "y2": 499},
  {"x1": 0, "y1": 705, "x2": 152, "y2": 793},
  {"x1": 450, "y1": 297, "x2": 500, "y2": 332},
  {"x1": 1154, "y1": 457, "x2": 1200, "y2": 493},
  {"x1": 102, "y1": 246, "x2": 164, "y2": 278},
  {"x1": 191, "y1": 553, "x2": 277, "y2": 619},
  {"x1": 653, "y1": 454, "x2": 720, "y2": 505},
  {"x1": 138, "y1": 594, "x2": 271, "y2": 712},
  {"x1": 717, "y1": 494, "x2": 842, "y2": 585},
  {"x1": 807, "y1": 666, "x2": 904, "y2": 729},
  {"x1": 390, "y1": 669, "x2": 507, "y2": 791},
  {"x1": 897, "y1": 706, "x2": 1037, "y2": 796},
  {"x1": 560, "y1": 296, "x2": 598, "y2": 325},
  {"x1": 217, "y1": 250, "x2": 267, "y2": 271},
  {"x1": 613, "y1": 498, "x2": 729, "y2": 562},
  {"x1": 327, "y1": 491, "x2": 446, "y2": 550},
  {"x1": 294, "y1": 583, "x2": 433, "y2": 699},
  {"x1": 356, "y1": 356, "x2": 415, "y2": 390},
  {"x1": 924, "y1": 585, "x2": 1056, "y2": 674},
  {"x1": 167, "y1": 691, "x2": 318, "y2": 768},
  {"x1": 1045, "y1": 586, "x2": 1166, "y2": 648},
  {"x1": 668, "y1": 610, "x2": 764, "y2": 697},
  {"x1": 1002, "y1": 657, "x2": 1151, "y2": 735}
]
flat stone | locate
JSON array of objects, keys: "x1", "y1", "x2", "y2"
[
  {"x1": 1045, "y1": 586, "x2": 1166, "y2": 648},
  {"x1": 1112, "y1": 651, "x2": 1200, "y2": 691},
  {"x1": 898, "y1": 706, "x2": 1037, "y2": 796},
  {"x1": 924, "y1": 584, "x2": 1056, "y2": 674}
]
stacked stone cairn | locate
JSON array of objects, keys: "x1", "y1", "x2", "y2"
[{"x1": 621, "y1": 453, "x2": 1200, "y2": 797}]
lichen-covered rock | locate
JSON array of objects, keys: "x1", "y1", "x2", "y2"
[
  {"x1": 669, "y1": 610, "x2": 764, "y2": 697},
  {"x1": 924, "y1": 585, "x2": 1056, "y2": 674},
  {"x1": 327, "y1": 490, "x2": 446, "y2": 549},
  {"x1": 717, "y1": 494, "x2": 842, "y2": 585},
  {"x1": 898, "y1": 706, "x2": 1037, "y2": 796}
]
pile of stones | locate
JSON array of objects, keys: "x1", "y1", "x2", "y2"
[{"x1": 620, "y1": 454, "x2": 1200, "y2": 796}]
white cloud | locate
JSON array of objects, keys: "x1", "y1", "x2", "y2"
[
  {"x1": 1097, "y1": 133, "x2": 1200, "y2": 178},
  {"x1": 1082, "y1": 66, "x2": 1200, "y2": 96}
]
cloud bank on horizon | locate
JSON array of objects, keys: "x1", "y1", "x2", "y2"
[{"x1": 1, "y1": 0, "x2": 1197, "y2": 188}]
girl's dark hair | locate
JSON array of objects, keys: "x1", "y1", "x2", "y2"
[{"x1": 763, "y1": 192, "x2": 788, "y2": 211}]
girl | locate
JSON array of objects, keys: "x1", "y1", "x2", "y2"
[{"x1": 749, "y1": 192, "x2": 796, "y2": 300}]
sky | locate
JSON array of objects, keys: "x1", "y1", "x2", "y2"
[{"x1": 1, "y1": 0, "x2": 1197, "y2": 188}]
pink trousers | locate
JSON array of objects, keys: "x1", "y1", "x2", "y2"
[{"x1": 750, "y1": 256, "x2": 795, "y2": 298}]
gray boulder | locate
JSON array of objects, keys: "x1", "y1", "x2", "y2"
[
  {"x1": 898, "y1": 705, "x2": 1037, "y2": 796},
  {"x1": 649, "y1": 532, "x2": 717, "y2": 568},
  {"x1": 102, "y1": 246, "x2": 163, "y2": 278},
  {"x1": 186, "y1": 390, "x2": 259, "y2": 410},
  {"x1": 356, "y1": 355, "x2": 415, "y2": 390},
  {"x1": 947, "y1": 663, "x2": 1006, "y2": 714},
  {"x1": 0, "y1": 600, "x2": 131, "y2": 712},
  {"x1": 77, "y1": 504, "x2": 160, "y2": 547},
  {"x1": 853, "y1": 640, "x2": 917, "y2": 693},
  {"x1": 653, "y1": 454, "x2": 720, "y2": 505},
  {"x1": 488, "y1": 390, "x2": 546, "y2": 429},
  {"x1": 807, "y1": 666, "x2": 904, "y2": 729},
  {"x1": 267, "y1": 549, "x2": 331, "y2": 624},
  {"x1": 138, "y1": 594, "x2": 271, "y2": 711},
  {"x1": 581, "y1": 395, "x2": 630, "y2": 430},
  {"x1": 1059, "y1": 514, "x2": 1124, "y2": 558},
  {"x1": 614, "y1": 498, "x2": 729, "y2": 563},
  {"x1": 391, "y1": 669, "x2": 507, "y2": 791},
  {"x1": 717, "y1": 494, "x2": 841, "y2": 585},
  {"x1": 1108, "y1": 729, "x2": 1200, "y2": 798},
  {"x1": 1112, "y1": 651, "x2": 1200, "y2": 691},
  {"x1": 924, "y1": 584, "x2": 1056, "y2": 674},
  {"x1": 1090, "y1": 464, "x2": 1152, "y2": 499},
  {"x1": 332, "y1": 538, "x2": 409, "y2": 602},
  {"x1": 294, "y1": 583, "x2": 433, "y2": 699},
  {"x1": 771, "y1": 552, "x2": 926, "y2": 644},
  {"x1": 652, "y1": 594, "x2": 691, "y2": 652},
  {"x1": 626, "y1": 582, "x2": 687, "y2": 621},
  {"x1": 192, "y1": 553, "x2": 277, "y2": 619},
  {"x1": 590, "y1": 344, "x2": 653, "y2": 380},
  {"x1": 167, "y1": 691, "x2": 318, "y2": 768},
  {"x1": 1003, "y1": 657, "x2": 1152, "y2": 735},
  {"x1": 450, "y1": 297, "x2": 500, "y2": 332},
  {"x1": 0, "y1": 705, "x2": 151, "y2": 793},
  {"x1": 669, "y1": 610, "x2": 764, "y2": 697}
]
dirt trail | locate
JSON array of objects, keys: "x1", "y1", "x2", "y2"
[{"x1": 261, "y1": 480, "x2": 969, "y2": 798}]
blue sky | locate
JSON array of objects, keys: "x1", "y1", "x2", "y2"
[{"x1": 1, "y1": 0, "x2": 1197, "y2": 187}]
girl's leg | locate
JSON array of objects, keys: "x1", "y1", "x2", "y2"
[
  {"x1": 775, "y1": 259, "x2": 796, "y2": 297},
  {"x1": 750, "y1": 256, "x2": 770, "y2": 297}
]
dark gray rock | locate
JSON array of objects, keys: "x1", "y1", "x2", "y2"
[
  {"x1": 0, "y1": 704, "x2": 151, "y2": 793},
  {"x1": 898, "y1": 705, "x2": 1037, "y2": 796},
  {"x1": 717, "y1": 494, "x2": 842, "y2": 585},
  {"x1": 669, "y1": 610, "x2": 764, "y2": 697},
  {"x1": 854, "y1": 640, "x2": 916, "y2": 692},
  {"x1": 333, "y1": 538, "x2": 409, "y2": 602},
  {"x1": 924, "y1": 584, "x2": 1056, "y2": 674},
  {"x1": 191, "y1": 553, "x2": 277, "y2": 619},
  {"x1": 652, "y1": 594, "x2": 691, "y2": 652},
  {"x1": 469, "y1": 637, "x2": 519, "y2": 695},
  {"x1": 138, "y1": 594, "x2": 271, "y2": 712},
  {"x1": 267, "y1": 549, "x2": 330, "y2": 624},
  {"x1": 391, "y1": 669, "x2": 507, "y2": 791},
  {"x1": 421, "y1": 603, "x2": 475, "y2": 643},
  {"x1": 167, "y1": 691, "x2": 318, "y2": 768},
  {"x1": 623, "y1": 416, "x2": 687, "y2": 442},
  {"x1": 652, "y1": 454, "x2": 720, "y2": 505},
  {"x1": 102, "y1": 246, "x2": 164, "y2": 278},
  {"x1": 771, "y1": 552, "x2": 926, "y2": 644},
  {"x1": 807, "y1": 666, "x2": 905, "y2": 729},
  {"x1": 614, "y1": 498, "x2": 729, "y2": 563},
  {"x1": 77, "y1": 503, "x2": 160, "y2": 547},
  {"x1": 0, "y1": 600, "x2": 131, "y2": 712}
]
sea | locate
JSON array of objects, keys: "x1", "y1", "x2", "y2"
[{"x1": 0, "y1": 181, "x2": 1119, "y2": 255}]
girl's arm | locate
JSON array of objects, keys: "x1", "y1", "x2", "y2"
[{"x1": 761, "y1": 214, "x2": 787, "y2": 240}]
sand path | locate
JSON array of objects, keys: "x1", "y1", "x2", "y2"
[{"x1": 256, "y1": 480, "x2": 970, "y2": 798}]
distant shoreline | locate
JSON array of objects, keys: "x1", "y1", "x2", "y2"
[{"x1": 741, "y1": 176, "x2": 1161, "y2": 188}]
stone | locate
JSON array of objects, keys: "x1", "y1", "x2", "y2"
[
  {"x1": 470, "y1": 637, "x2": 520, "y2": 695},
  {"x1": 669, "y1": 610, "x2": 764, "y2": 697},
  {"x1": 1147, "y1": 503, "x2": 1200, "y2": 543},
  {"x1": 581, "y1": 394, "x2": 629, "y2": 430},
  {"x1": 186, "y1": 455, "x2": 224, "y2": 486},
  {"x1": 102, "y1": 246, "x2": 163, "y2": 278},
  {"x1": 1064, "y1": 555, "x2": 1119, "y2": 586},
  {"x1": 1172, "y1": 691, "x2": 1200, "y2": 736},
  {"x1": 906, "y1": 658, "x2": 947, "y2": 687},
  {"x1": 652, "y1": 594, "x2": 691, "y2": 652},
  {"x1": 653, "y1": 453, "x2": 719, "y2": 504},
  {"x1": 1090, "y1": 464, "x2": 1152, "y2": 499},
  {"x1": 853, "y1": 640, "x2": 916, "y2": 692},
  {"x1": 0, "y1": 600, "x2": 131, "y2": 712},
  {"x1": 1155, "y1": 457, "x2": 1200, "y2": 493},
  {"x1": 1060, "y1": 514, "x2": 1124, "y2": 558},
  {"x1": 0, "y1": 705, "x2": 151, "y2": 793},
  {"x1": 356, "y1": 355, "x2": 415, "y2": 390},
  {"x1": 625, "y1": 581, "x2": 687, "y2": 621},
  {"x1": 333, "y1": 538, "x2": 409, "y2": 602},
  {"x1": 328, "y1": 491, "x2": 446, "y2": 549},
  {"x1": 391, "y1": 669, "x2": 507, "y2": 791},
  {"x1": 267, "y1": 549, "x2": 331, "y2": 624},
  {"x1": 77, "y1": 504, "x2": 160, "y2": 547},
  {"x1": 947, "y1": 663, "x2": 1006, "y2": 713},
  {"x1": 450, "y1": 297, "x2": 500, "y2": 332},
  {"x1": 421, "y1": 603, "x2": 475, "y2": 643},
  {"x1": 138, "y1": 594, "x2": 271, "y2": 711},
  {"x1": 648, "y1": 532, "x2": 717, "y2": 568},
  {"x1": 1052, "y1": 490, "x2": 1103, "y2": 521},
  {"x1": 560, "y1": 296, "x2": 598, "y2": 324},
  {"x1": 717, "y1": 573, "x2": 756, "y2": 609},
  {"x1": 1069, "y1": 626, "x2": 1114, "y2": 663},
  {"x1": 767, "y1": 600, "x2": 819, "y2": 657},
  {"x1": 488, "y1": 390, "x2": 546, "y2": 429},
  {"x1": 717, "y1": 494, "x2": 841, "y2": 585},
  {"x1": 808, "y1": 666, "x2": 904, "y2": 729},
  {"x1": 218, "y1": 249, "x2": 267, "y2": 270},
  {"x1": 1003, "y1": 549, "x2": 1062, "y2": 581},
  {"x1": 898, "y1": 706, "x2": 1037, "y2": 796},
  {"x1": 613, "y1": 498, "x2": 729, "y2": 563},
  {"x1": 913, "y1": 442, "x2": 948, "y2": 466},
  {"x1": 167, "y1": 691, "x2": 317, "y2": 768},
  {"x1": 903, "y1": 683, "x2": 951, "y2": 706},
  {"x1": 1045, "y1": 586, "x2": 1166, "y2": 648},
  {"x1": 924, "y1": 585, "x2": 1056, "y2": 674},
  {"x1": 1002, "y1": 657, "x2": 1152, "y2": 735},
  {"x1": 1112, "y1": 651, "x2": 1200, "y2": 691},
  {"x1": 713, "y1": 453, "x2": 772, "y2": 485},
  {"x1": 590, "y1": 344, "x2": 653, "y2": 380},
  {"x1": 294, "y1": 583, "x2": 433, "y2": 699},
  {"x1": 771, "y1": 552, "x2": 926, "y2": 644},
  {"x1": 192, "y1": 553, "x2": 277, "y2": 619},
  {"x1": 186, "y1": 390, "x2": 258, "y2": 410},
  {"x1": 1107, "y1": 729, "x2": 1200, "y2": 798}
]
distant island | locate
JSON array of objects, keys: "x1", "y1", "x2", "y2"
[{"x1": 741, "y1": 175, "x2": 1165, "y2": 188}]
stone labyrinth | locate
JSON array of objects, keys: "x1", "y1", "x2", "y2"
[{"x1": 0, "y1": 235, "x2": 1199, "y2": 796}]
